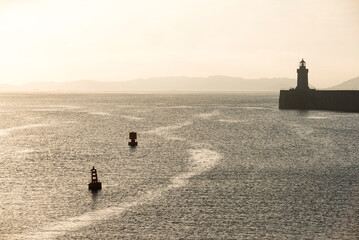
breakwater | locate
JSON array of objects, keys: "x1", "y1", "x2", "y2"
[{"x1": 279, "y1": 90, "x2": 359, "y2": 112}]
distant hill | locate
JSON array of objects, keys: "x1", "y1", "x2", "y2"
[
  {"x1": 330, "y1": 76, "x2": 359, "y2": 90},
  {"x1": 0, "y1": 76, "x2": 297, "y2": 92}
]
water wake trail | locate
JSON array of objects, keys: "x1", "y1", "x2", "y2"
[
  {"x1": 238, "y1": 106, "x2": 274, "y2": 110},
  {"x1": 146, "y1": 121, "x2": 192, "y2": 141},
  {"x1": 0, "y1": 124, "x2": 50, "y2": 136},
  {"x1": 167, "y1": 105, "x2": 196, "y2": 109},
  {"x1": 195, "y1": 110, "x2": 220, "y2": 119},
  {"x1": 306, "y1": 116, "x2": 329, "y2": 119},
  {"x1": 34, "y1": 106, "x2": 112, "y2": 117},
  {"x1": 22, "y1": 149, "x2": 221, "y2": 240},
  {"x1": 218, "y1": 119, "x2": 242, "y2": 123},
  {"x1": 78, "y1": 110, "x2": 111, "y2": 116},
  {"x1": 33, "y1": 105, "x2": 82, "y2": 112},
  {"x1": 120, "y1": 115, "x2": 143, "y2": 121}
]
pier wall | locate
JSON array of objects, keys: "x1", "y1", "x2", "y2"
[{"x1": 279, "y1": 90, "x2": 359, "y2": 112}]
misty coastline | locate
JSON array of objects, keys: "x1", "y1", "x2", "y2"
[
  {"x1": 1, "y1": 76, "x2": 297, "y2": 93},
  {"x1": 2, "y1": 76, "x2": 358, "y2": 93}
]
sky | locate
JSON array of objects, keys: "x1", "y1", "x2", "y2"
[{"x1": 0, "y1": 0, "x2": 358, "y2": 88}]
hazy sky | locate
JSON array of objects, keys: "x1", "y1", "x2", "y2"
[{"x1": 0, "y1": 0, "x2": 358, "y2": 88}]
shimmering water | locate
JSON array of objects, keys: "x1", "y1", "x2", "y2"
[{"x1": 0, "y1": 93, "x2": 358, "y2": 239}]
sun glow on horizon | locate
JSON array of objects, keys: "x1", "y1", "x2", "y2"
[{"x1": 0, "y1": 0, "x2": 358, "y2": 88}]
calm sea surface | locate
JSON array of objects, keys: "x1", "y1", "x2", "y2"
[{"x1": 0, "y1": 93, "x2": 358, "y2": 239}]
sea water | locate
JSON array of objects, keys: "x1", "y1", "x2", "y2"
[{"x1": 0, "y1": 93, "x2": 358, "y2": 239}]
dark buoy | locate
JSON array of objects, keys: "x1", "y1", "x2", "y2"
[
  {"x1": 88, "y1": 166, "x2": 102, "y2": 191},
  {"x1": 128, "y1": 132, "x2": 138, "y2": 147}
]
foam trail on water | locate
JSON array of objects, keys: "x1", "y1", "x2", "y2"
[
  {"x1": 49, "y1": 105, "x2": 81, "y2": 110},
  {"x1": 167, "y1": 105, "x2": 196, "y2": 109},
  {"x1": 218, "y1": 119, "x2": 242, "y2": 123},
  {"x1": 195, "y1": 110, "x2": 220, "y2": 119},
  {"x1": 34, "y1": 106, "x2": 111, "y2": 116},
  {"x1": 88, "y1": 111, "x2": 111, "y2": 116},
  {"x1": 16, "y1": 149, "x2": 36, "y2": 154},
  {"x1": 307, "y1": 116, "x2": 329, "y2": 119},
  {"x1": 147, "y1": 121, "x2": 192, "y2": 134},
  {"x1": 120, "y1": 115, "x2": 143, "y2": 121},
  {"x1": 22, "y1": 149, "x2": 221, "y2": 240},
  {"x1": 167, "y1": 149, "x2": 221, "y2": 189},
  {"x1": 147, "y1": 121, "x2": 192, "y2": 141},
  {"x1": 238, "y1": 106, "x2": 274, "y2": 110},
  {"x1": 33, "y1": 105, "x2": 82, "y2": 112},
  {"x1": 0, "y1": 124, "x2": 49, "y2": 136},
  {"x1": 79, "y1": 110, "x2": 111, "y2": 116}
]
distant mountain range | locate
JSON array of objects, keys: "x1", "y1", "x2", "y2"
[
  {"x1": 0, "y1": 76, "x2": 297, "y2": 92},
  {"x1": 329, "y1": 77, "x2": 359, "y2": 90},
  {"x1": 0, "y1": 75, "x2": 358, "y2": 92}
]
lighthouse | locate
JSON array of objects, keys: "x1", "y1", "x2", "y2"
[{"x1": 296, "y1": 59, "x2": 309, "y2": 90}]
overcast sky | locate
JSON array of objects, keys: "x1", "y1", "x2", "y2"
[{"x1": 0, "y1": 0, "x2": 358, "y2": 88}]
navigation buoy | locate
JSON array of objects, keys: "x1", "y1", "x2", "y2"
[
  {"x1": 128, "y1": 132, "x2": 138, "y2": 147},
  {"x1": 88, "y1": 166, "x2": 102, "y2": 191}
]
